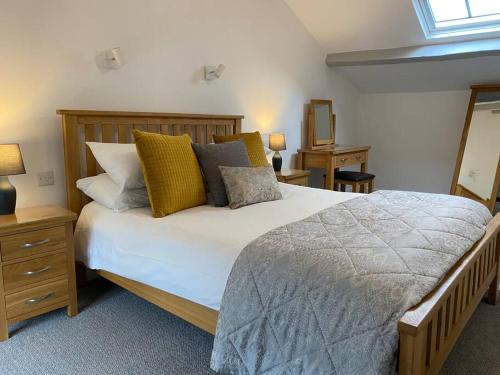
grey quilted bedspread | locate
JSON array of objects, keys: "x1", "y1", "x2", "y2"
[{"x1": 211, "y1": 190, "x2": 492, "y2": 375}]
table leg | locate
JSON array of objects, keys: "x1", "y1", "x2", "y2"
[{"x1": 325, "y1": 156, "x2": 335, "y2": 190}]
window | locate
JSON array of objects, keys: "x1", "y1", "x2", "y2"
[{"x1": 413, "y1": 0, "x2": 500, "y2": 38}]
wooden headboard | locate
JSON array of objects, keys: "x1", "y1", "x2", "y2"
[{"x1": 58, "y1": 109, "x2": 243, "y2": 215}]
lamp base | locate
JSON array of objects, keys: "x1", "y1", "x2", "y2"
[
  {"x1": 0, "y1": 176, "x2": 16, "y2": 215},
  {"x1": 272, "y1": 151, "x2": 282, "y2": 172}
]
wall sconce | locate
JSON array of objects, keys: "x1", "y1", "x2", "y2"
[
  {"x1": 204, "y1": 64, "x2": 225, "y2": 81},
  {"x1": 104, "y1": 47, "x2": 123, "y2": 69}
]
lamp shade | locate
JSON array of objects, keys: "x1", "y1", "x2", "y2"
[
  {"x1": 0, "y1": 144, "x2": 26, "y2": 176},
  {"x1": 269, "y1": 133, "x2": 286, "y2": 151}
]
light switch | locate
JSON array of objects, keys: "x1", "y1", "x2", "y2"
[{"x1": 37, "y1": 171, "x2": 55, "y2": 186}]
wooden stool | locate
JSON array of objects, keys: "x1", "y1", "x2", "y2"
[{"x1": 324, "y1": 171, "x2": 375, "y2": 193}]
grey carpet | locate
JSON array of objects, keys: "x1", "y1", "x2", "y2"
[{"x1": 0, "y1": 279, "x2": 498, "y2": 374}]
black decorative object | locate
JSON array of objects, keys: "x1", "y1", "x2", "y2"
[
  {"x1": 269, "y1": 133, "x2": 286, "y2": 172},
  {"x1": 0, "y1": 144, "x2": 26, "y2": 215}
]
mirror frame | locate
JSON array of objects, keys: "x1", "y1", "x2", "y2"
[
  {"x1": 307, "y1": 99, "x2": 335, "y2": 149},
  {"x1": 450, "y1": 84, "x2": 500, "y2": 212}
]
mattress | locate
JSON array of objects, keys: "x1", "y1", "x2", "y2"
[{"x1": 74, "y1": 183, "x2": 360, "y2": 310}]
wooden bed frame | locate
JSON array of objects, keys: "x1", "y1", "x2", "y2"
[{"x1": 58, "y1": 109, "x2": 500, "y2": 375}]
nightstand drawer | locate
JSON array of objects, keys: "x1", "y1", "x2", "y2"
[
  {"x1": 335, "y1": 152, "x2": 366, "y2": 167},
  {"x1": 5, "y1": 279, "x2": 69, "y2": 320},
  {"x1": 1, "y1": 225, "x2": 67, "y2": 262},
  {"x1": 3, "y1": 253, "x2": 68, "y2": 291}
]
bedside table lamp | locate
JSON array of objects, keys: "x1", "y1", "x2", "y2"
[
  {"x1": 269, "y1": 133, "x2": 286, "y2": 172},
  {"x1": 0, "y1": 144, "x2": 26, "y2": 215}
]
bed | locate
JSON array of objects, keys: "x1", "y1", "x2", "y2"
[
  {"x1": 59, "y1": 109, "x2": 500, "y2": 375},
  {"x1": 74, "y1": 183, "x2": 360, "y2": 311}
]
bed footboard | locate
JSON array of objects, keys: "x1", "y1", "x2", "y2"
[{"x1": 398, "y1": 214, "x2": 500, "y2": 375}]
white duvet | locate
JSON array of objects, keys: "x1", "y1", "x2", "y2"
[{"x1": 75, "y1": 183, "x2": 359, "y2": 310}]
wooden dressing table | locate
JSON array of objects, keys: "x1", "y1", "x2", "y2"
[{"x1": 297, "y1": 145, "x2": 371, "y2": 190}]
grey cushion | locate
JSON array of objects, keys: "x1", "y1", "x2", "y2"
[
  {"x1": 219, "y1": 165, "x2": 282, "y2": 209},
  {"x1": 192, "y1": 140, "x2": 251, "y2": 207}
]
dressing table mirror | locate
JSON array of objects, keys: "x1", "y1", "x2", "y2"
[
  {"x1": 451, "y1": 84, "x2": 500, "y2": 212},
  {"x1": 307, "y1": 99, "x2": 336, "y2": 149}
]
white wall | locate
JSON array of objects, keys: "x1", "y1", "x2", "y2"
[
  {"x1": 0, "y1": 0, "x2": 359, "y2": 207},
  {"x1": 356, "y1": 90, "x2": 470, "y2": 193}
]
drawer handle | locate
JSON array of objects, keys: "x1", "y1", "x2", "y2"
[
  {"x1": 21, "y1": 266, "x2": 52, "y2": 276},
  {"x1": 340, "y1": 158, "x2": 347, "y2": 163},
  {"x1": 356, "y1": 156, "x2": 362, "y2": 160},
  {"x1": 25, "y1": 293, "x2": 54, "y2": 305},
  {"x1": 19, "y1": 238, "x2": 51, "y2": 249}
]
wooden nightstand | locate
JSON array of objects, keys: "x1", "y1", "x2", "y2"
[
  {"x1": 275, "y1": 169, "x2": 310, "y2": 187},
  {"x1": 0, "y1": 205, "x2": 78, "y2": 341}
]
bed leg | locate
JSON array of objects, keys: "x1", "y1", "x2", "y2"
[
  {"x1": 75, "y1": 261, "x2": 88, "y2": 288},
  {"x1": 488, "y1": 275, "x2": 499, "y2": 305},
  {"x1": 488, "y1": 235, "x2": 499, "y2": 305}
]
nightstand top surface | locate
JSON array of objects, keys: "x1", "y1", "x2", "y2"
[
  {"x1": 297, "y1": 144, "x2": 371, "y2": 154},
  {"x1": 275, "y1": 169, "x2": 310, "y2": 178},
  {"x1": 0, "y1": 205, "x2": 76, "y2": 233}
]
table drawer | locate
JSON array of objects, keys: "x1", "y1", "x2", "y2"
[
  {"x1": 3, "y1": 253, "x2": 68, "y2": 291},
  {"x1": 335, "y1": 152, "x2": 366, "y2": 167},
  {"x1": 5, "y1": 279, "x2": 68, "y2": 320},
  {"x1": 287, "y1": 176, "x2": 308, "y2": 187},
  {"x1": 1, "y1": 225, "x2": 67, "y2": 262}
]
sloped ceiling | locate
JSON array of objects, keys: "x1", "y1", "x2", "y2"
[
  {"x1": 283, "y1": 0, "x2": 426, "y2": 53},
  {"x1": 337, "y1": 56, "x2": 500, "y2": 93},
  {"x1": 284, "y1": 0, "x2": 500, "y2": 93}
]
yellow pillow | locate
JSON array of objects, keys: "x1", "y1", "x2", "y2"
[
  {"x1": 132, "y1": 130, "x2": 206, "y2": 217},
  {"x1": 213, "y1": 131, "x2": 268, "y2": 167}
]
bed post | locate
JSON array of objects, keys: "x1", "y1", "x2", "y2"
[
  {"x1": 399, "y1": 328, "x2": 426, "y2": 375},
  {"x1": 60, "y1": 113, "x2": 83, "y2": 214}
]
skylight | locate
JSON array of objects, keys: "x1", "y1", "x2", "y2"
[{"x1": 413, "y1": 0, "x2": 500, "y2": 38}]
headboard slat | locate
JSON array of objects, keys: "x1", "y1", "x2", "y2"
[
  {"x1": 84, "y1": 124, "x2": 97, "y2": 177},
  {"x1": 160, "y1": 124, "x2": 169, "y2": 135},
  {"x1": 101, "y1": 124, "x2": 114, "y2": 143},
  {"x1": 206, "y1": 126, "x2": 213, "y2": 144},
  {"x1": 58, "y1": 109, "x2": 244, "y2": 215},
  {"x1": 147, "y1": 124, "x2": 159, "y2": 133},
  {"x1": 195, "y1": 125, "x2": 203, "y2": 143},
  {"x1": 133, "y1": 124, "x2": 147, "y2": 131},
  {"x1": 117, "y1": 125, "x2": 129, "y2": 143}
]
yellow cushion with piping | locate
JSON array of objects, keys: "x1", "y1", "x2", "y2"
[{"x1": 213, "y1": 131, "x2": 268, "y2": 167}]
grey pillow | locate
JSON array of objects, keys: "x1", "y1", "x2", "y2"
[
  {"x1": 192, "y1": 140, "x2": 251, "y2": 207},
  {"x1": 219, "y1": 165, "x2": 283, "y2": 209}
]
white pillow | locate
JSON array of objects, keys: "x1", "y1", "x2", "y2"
[
  {"x1": 76, "y1": 173, "x2": 150, "y2": 212},
  {"x1": 264, "y1": 146, "x2": 274, "y2": 164},
  {"x1": 86, "y1": 142, "x2": 144, "y2": 189}
]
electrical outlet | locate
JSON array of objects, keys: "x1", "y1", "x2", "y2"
[{"x1": 37, "y1": 171, "x2": 55, "y2": 187}]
